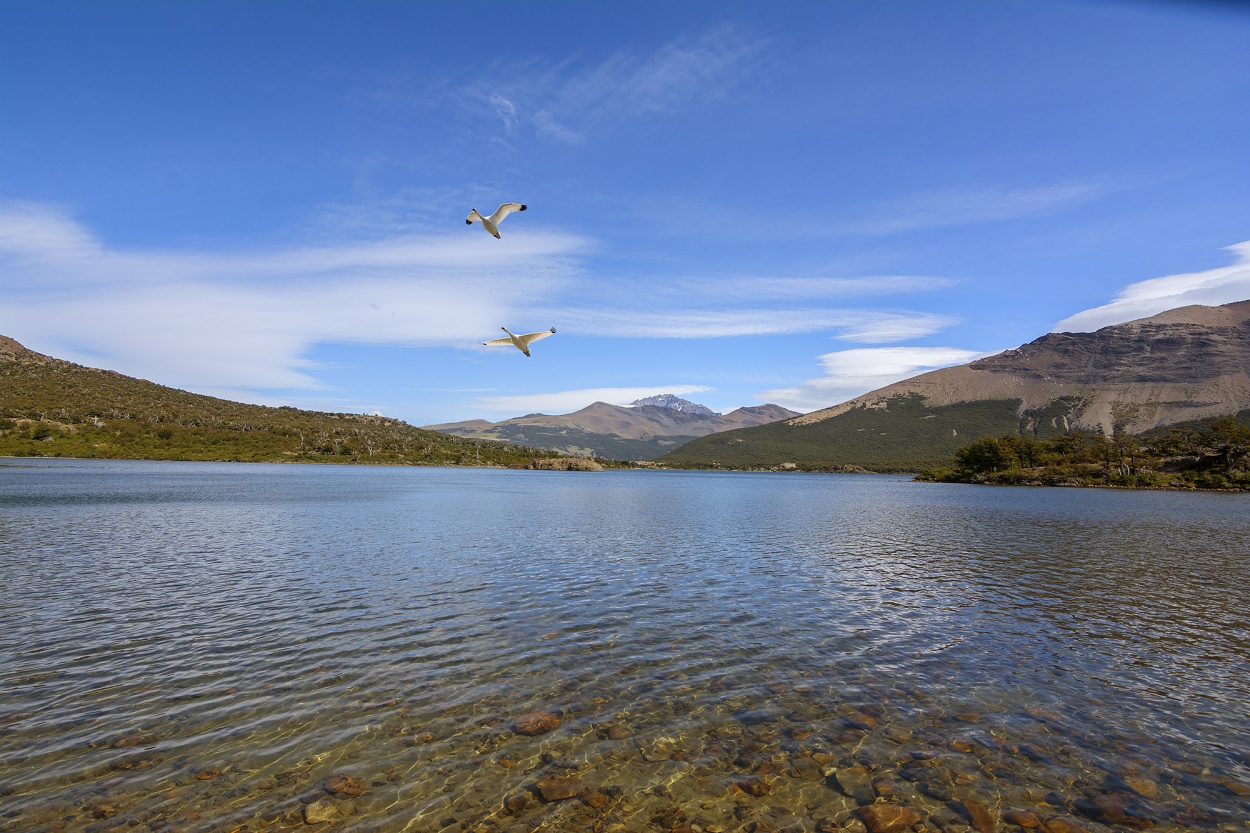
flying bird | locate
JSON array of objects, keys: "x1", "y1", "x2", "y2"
[
  {"x1": 482, "y1": 327, "x2": 556, "y2": 357},
  {"x1": 466, "y1": 203, "x2": 527, "y2": 238}
]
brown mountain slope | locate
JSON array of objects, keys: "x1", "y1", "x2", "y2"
[
  {"x1": 661, "y1": 300, "x2": 1250, "y2": 471},
  {"x1": 794, "y1": 300, "x2": 1250, "y2": 435}
]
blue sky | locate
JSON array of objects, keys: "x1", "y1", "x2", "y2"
[{"x1": 2, "y1": 0, "x2": 1248, "y2": 424}]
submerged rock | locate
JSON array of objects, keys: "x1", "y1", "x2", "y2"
[
  {"x1": 1004, "y1": 809, "x2": 1042, "y2": 828},
  {"x1": 536, "y1": 775, "x2": 586, "y2": 802},
  {"x1": 960, "y1": 798, "x2": 997, "y2": 833},
  {"x1": 304, "y1": 798, "x2": 338, "y2": 824},
  {"x1": 735, "y1": 776, "x2": 772, "y2": 797},
  {"x1": 1215, "y1": 775, "x2": 1250, "y2": 796},
  {"x1": 513, "y1": 710, "x2": 561, "y2": 735},
  {"x1": 856, "y1": 804, "x2": 921, "y2": 833},
  {"x1": 1074, "y1": 793, "x2": 1156, "y2": 829},
  {"x1": 842, "y1": 711, "x2": 877, "y2": 731},
  {"x1": 503, "y1": 792, "x2": 532, "y2": 814},
  {"x1": 832, "y1": 766, "x2": 875, "y2": 802},
  {"x1": 324, "y1": 774, "x2": 366, "y2": 797}
]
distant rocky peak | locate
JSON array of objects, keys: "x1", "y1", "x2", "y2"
[{"x1": 630, "y1": 394, "x2": 717, "y2": 416}]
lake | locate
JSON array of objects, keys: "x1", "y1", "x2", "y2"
[{"x1": 1, "y1": 459, "x2": 1247, "y2": 833}]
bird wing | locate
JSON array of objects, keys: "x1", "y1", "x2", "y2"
[
  {"x1": 489, "y1": 203, "x2": 526, "y2": 224},
  {"x1": 482, "y1": 337, "x2": 514, "y2": 346},
  {"x1": 516, "y1": 328, "x2": 555, "y2": 346},
  {"x1": 466, "y1": 209, "x2": 482, "y2": 224}
]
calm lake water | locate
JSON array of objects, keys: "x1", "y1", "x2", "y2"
[{"x1": 1, "y1": 460, "x2": 1247, "y2": 833}]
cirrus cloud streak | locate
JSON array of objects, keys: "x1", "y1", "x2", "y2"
[
  {"x1": 758, "y1": 346, "x2": 987, "y2": 414},
  {"x1": 1054, "y1": 240, "x2": 1250, "y2": 332}
]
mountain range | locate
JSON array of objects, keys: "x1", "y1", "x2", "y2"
[
  {"x1": 661, "y1": 300, "x2": 1250, "y2": 471},
  {"x1": 426, "y1": 397, "x2": 799, "y2": 460},
  {"x1": 6, "y1": 299, "x2": 1247, "y2": 472}
]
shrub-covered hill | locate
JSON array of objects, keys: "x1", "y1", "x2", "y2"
[
  {"x1": 0, "y1": 336, "x2": 556, "y2": 466},
  {"x1": 919, "y1": 412, "x2": 1250, "y2": 490}
]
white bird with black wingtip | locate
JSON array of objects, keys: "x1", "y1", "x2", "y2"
[
  {"x1": 482, "y1": 327, "x2": 556, "y2": 357},
  {"x1": 466, "y1": 203, "x2": 527, "y2": 238}
]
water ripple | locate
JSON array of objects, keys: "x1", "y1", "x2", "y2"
[{"x1": 1, "y1": 461, "x2": 1248, "y2": 832}]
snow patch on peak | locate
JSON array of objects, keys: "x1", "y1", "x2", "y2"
[{"x1": 630, "y1": 394, "x2": 718, "y2": 416}]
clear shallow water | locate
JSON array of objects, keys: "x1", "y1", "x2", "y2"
[{"x1": 0, "y1": 460, "x2": 1247, "y2": 833}]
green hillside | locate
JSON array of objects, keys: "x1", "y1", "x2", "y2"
[
  {"x1": 659, "y1": 394, "x2": 1025, "y2": 471},
  {"x1": 0, "y1": 341, "x2": 558, "y2": 467}
]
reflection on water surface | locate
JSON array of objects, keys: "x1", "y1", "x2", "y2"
[{"x1": 1, "y1": 460, "x2": 1247, "y2": 832}]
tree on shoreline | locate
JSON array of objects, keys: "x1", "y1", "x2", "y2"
[{"x1": 929, "y1": 415, "x2": 1250, "y2": 490}]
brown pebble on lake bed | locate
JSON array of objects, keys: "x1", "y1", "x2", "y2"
[
  {"x1": 194, "y1": 769, "x2": 221, "y2": 780},
  {"x1": 872, "y1": 777, "x2": 899, "y2": 798},
  {"x1": 734, "y1": 776, "x2": 772, "y2": 797},
  {"x1": 304, "y1": 797, "x2": 338, "y2": 824},
  {"x1": 1215, "y1": 775, "x2": 1250, "y2": 795},
  {"x1": 324, "y1": 774, "x2": 366, "y2": 797},
  {"x1": 503, "y1": 792, "x2": 531, "y2": 814},
  {"x1": 1004, "y1": 810, "x2": 1042, "y2": 828},
  {"x1": 536, "y1": 775, "x2": 586, "y2": 802},
  {"x1": 842, "y1": 711, "x2": 877, "y2": 730},
  {"x1": 1039, "y1": 819, "x2": 1093, "y2": 833},
  {"x1": 857, "y1": 803, "x2": 921, "y2": 833},
  {"x1": 960, "y1": 798, "x2": 997, "y2": 833},
  {"x1": 513, "y1": 710, "x2": 561, "y2": 736}
]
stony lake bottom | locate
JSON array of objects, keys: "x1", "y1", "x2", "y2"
[{"x1": 0, "y1": 460, "x2": 1247, "y2": 833}]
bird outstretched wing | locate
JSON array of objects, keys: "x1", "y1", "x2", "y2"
[
  {"x1": 515, "y1": 327, "x2": 555, "y2": 346},
  {"x1": 489, "y1": 203, "x2": 527, "y2": 224},
  {"x1": 481, "y1": 336, "x2": 513, "y2": 346}
]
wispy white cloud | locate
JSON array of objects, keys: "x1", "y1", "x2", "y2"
[
  {"x1": 532, "y1": 109, "x2": 582, "y2": 145},
  {"x1": 454, "y1": 24, "x2": 768, "y2": 143},
  {"x1": 551, "y1": 308, "x2": 956, "y2": 342},
  {"x1": 839, "y1": 179, "x2": 1120, "y2": 236},
  {"x1": 714, "y1": 275, "x2": 957, "y2": 299},
  {"x1": 759, "y1": 346, "x2": 986, "y2": 414},
  {"x1": 1054, "y1": 240, "x2": 1250, "y2": 332},
  {"x1": 0, "y1": 201, "x2": 586, "y2": 395},
  {"x1": 471, "y1": 385, "x2": 713, "y2": 415},
  {"x1": 614, "y1": 178, "x2": 1117, "y2": 244},
  {"x1": 490, "y1": 93, "x2": 519, "y2": 133},
  {"x1": 0, "y1": 202, "x2": 969, "y2": 411}
]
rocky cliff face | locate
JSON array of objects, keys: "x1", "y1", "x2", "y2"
[{"x1": 794, "y1": 300, "x2": 1250, "y2": 435}]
